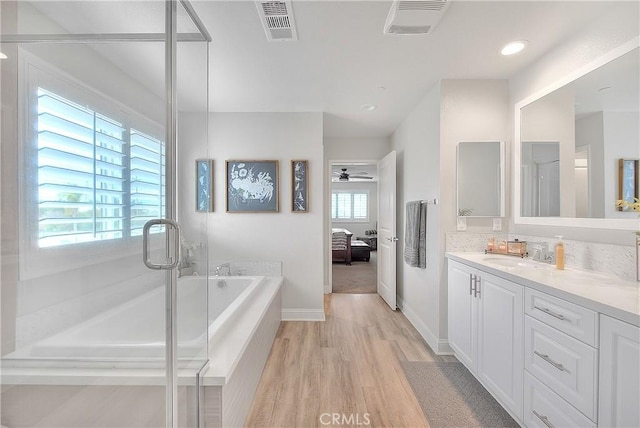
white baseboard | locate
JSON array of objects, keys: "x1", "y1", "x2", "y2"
[
  {"x1": 282, "y1": 309, "x2": 326, "y2": 321},
  {"x1": 398, "y1": 297, "x2": 453, "y2": 355}
]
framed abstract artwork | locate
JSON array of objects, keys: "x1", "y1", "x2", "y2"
[
  {"x1": 196, "y1": 159, "x2": 214, "y2": 212},
  {"x1": 226, "y1": 160, "x2": 279, "y2": 213},
  {"x1": 291, "y1": 160, "x2": 309, "y2": 213}
]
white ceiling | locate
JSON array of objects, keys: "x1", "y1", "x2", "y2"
[
  {"x1": 24, "y1": 1, "x2": 637, "y2": 138},
  {"x1": 194, "y1": 0, "x2": 627, "y2": 137}
]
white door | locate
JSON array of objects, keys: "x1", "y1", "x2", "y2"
[
  {"x1": 599, "y1": 315, "x2": 640, "y2": 428},
  {"x1": 447, "y1": 260, "x2": 477, "y2": 371},
  {"x1": 476, "y1": 272, "x2": 524, "y2": 420},
  {"x1": 377, "y1": 151, "x2": 397, "y2": 309}
]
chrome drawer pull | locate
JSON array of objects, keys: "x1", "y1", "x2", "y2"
[
  {"x1": 533, "y1": 305, "x2": 566, "y2": 321},
  {"x1": 533, "y1": 410, "x2": 555, "y2": 428},
  {"x1": 534, "y1": 350, "x2": 567, "y2": 372},
  {"x1": 469, "y1": 274, "x2": 474, "y2": 296}
]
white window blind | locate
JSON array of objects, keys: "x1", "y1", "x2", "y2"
[
  {"x1": 130, "y1": 129, "x2": 166, "y2": 236},
  {"x1": 331, "y1": 190, "x2": 369, "y2": 221},
  {"x1": 36, "y1": 88, "x2": 165, "y2": 248}
]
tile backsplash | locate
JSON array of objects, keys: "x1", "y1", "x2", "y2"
[{"x1": 446, "y1": 232, "x2": 637, "y2": 281}]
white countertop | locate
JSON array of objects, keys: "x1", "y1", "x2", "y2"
[{"x1": 446, "y1": 252, "x2": 640, "y2": 327}]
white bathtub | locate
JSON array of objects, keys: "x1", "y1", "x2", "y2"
[
  {"x1": 20, "y1": 275, "x2": 265, "y2": 360},
  {"x1": 2, "y1": 275, "x2": 283, "y2": 427}
]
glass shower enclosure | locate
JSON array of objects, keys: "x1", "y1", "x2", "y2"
[{"x1": 0, "y1": 1, "x2": 211, "y2": 426}]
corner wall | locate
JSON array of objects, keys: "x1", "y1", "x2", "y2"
[
  {"x1": 182, "y1": 112, "x2": 325, "y2": 321},
  {"x1": 391, "y1": 83, "x2": 443, "y2": 352},
  {"x1": 391, "y1": 80, "x2": 509, "y2": 354}
]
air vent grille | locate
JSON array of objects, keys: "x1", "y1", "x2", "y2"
[
  {"x1": 256, "y1": 0, "x2": 298, "y2": 41},
  {"x1": 262, "y1": 2, "x2": 288, "y2": 16},
  {"x1": 398, "y1": 0, "x2": 447, "y2": 11},
  {"x1": 384, "y1": 0, "x2": 450, "y2": 35},
  {"x1": 387, "y1": 25, "x2": 432, "y2": 35},
  {"x1": 266, "y1": 15, "x2": 291, "y2": 29}
]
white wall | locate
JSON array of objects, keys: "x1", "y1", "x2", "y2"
[
  {"x1": 509, "y1": 1, "x2": 639, "y2": 243},
  {"x1": 391, "y1": 80, "x2": 509, "y2": 354},
  {"x1": 521, "y1": 86, "x2": 576, "y2": 217},
  {"x1": 392, "y1": 82, "x2": 443, "y2": 352},
  {"x1": 603, "y1": 111, "x2": 640, "y2": 218},
  {"x1": 575, "y1": 113, "x2": 605, "y2": 218},
  {"x1": 185, "y1": 112, "x2": 325, "y2": 321}
]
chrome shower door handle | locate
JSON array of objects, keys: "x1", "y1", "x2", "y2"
[{"x1": 143, "y1": 218, "x2": 181, "y2": 270}]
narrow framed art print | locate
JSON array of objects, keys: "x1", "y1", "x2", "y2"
[
  {"x1": 292, "y1": 160, "x2": 309, "y2": 213},
  {"x1": 196, "y1": 159, "x2": 214, "y2": 212},
  {"x1": 226, "y1": 160, "x2": 279, "y2": 213}
]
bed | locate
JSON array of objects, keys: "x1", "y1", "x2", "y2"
[{"x1": 332, "y1": 228, "x2": 353, "y2": 265}]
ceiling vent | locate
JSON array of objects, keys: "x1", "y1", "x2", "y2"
[
  {"x1": 384, "y1": 0, "x2": 450, "y2": 35},
  {"x1": 255, "y1": 1, "x2": 298, "y2": 42}
]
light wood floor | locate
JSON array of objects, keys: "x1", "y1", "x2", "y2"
[{"x1": 245, "y1": 293, "x2": 456, "y2": 428}]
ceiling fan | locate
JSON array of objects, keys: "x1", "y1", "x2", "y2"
[{"x1": 333, "y1": 168, "x2": 373, "y2": 181}]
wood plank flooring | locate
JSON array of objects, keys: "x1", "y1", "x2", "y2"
[{"x1": 246, "y1": 293, "x2": 456, "y2": 428}]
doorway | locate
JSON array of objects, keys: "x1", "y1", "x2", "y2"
[{"x1": 330, "y1": 161, "x2": 378, "y2": 293}]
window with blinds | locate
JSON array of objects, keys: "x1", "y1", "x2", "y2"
[
  {"x1": 331, "y1": 190, "x2": 369, "y2": 221},
  {"x1": 36, "y1": 88, "x2": 165, "y2": 248}
]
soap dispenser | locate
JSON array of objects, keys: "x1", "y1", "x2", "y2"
[{"x1": 555, "y1": 235, "x2": 565, "y2": 270}]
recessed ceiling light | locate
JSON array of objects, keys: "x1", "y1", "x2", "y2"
[
  {"x1": 0, "y1": 52, "x2": 7, "y2": 60},
  {"x1": 500, "y1": 41, "x2": 527, "y2": 56},
  {"x1": 360, "y1": 104, "x2": 377, "y2": 112}
]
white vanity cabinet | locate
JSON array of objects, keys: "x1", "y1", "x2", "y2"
[
  {"x1": 598, "y1": 315, "x2": 640, "y2": 428},
  {"x1": 447, "y1": 253, "x2": 640, "y2": 428},
  {"x1": 448, "y1": 260, "x2": 524, "y2": 420}
]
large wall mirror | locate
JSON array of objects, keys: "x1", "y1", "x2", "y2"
[
  {"x1": 457, "y1": 141, "x2": 505, "y2": 217},
  {"x1": 514, "y1": 39, "x2": 640, "y2": 230}
]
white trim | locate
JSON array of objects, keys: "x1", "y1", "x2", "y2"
[
  {"x1": 17, "y1": 49, "x2": 165, "y2": 280},
  {"x1": 324, "y1": 284, "x2": 331, "y2": 294},
  {"x1": 281, "y1": 309, "x2": 325, "y2": 321},
  {"x1": 513, "y1": 36, "x2": 640, "y2": 231},
  {"x1": 398, "y1": 297, "x2": 454, "y2": 355}
]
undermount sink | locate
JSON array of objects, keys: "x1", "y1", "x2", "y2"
[{"x1": 482, "y1": 257, "x2": 554, "y2": 270}]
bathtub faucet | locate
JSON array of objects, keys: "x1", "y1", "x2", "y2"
[{"x1": 214, "y1": 263, "x2": 231, "y2": 277}]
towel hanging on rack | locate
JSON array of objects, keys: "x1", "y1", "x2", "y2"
[{"x1": 404, "y1": 200, "x2": 427, "y2": 268}]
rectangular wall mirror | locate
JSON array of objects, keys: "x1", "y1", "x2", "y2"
[
  {"x1": 456, "y1": 141, "x2": 505, "y2": 217},
  {"x1": 515, "y1": 40, "x2": 640, "y2": 230}
]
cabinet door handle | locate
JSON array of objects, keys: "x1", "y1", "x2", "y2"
[
  {"x1": 473, "y1": 276, "x2": 481, "y2": 298},
  {"x1": 469, "y1": 273, "x2": 475, "y2": 296},
  {"x1": 533, "y1": 350, "x2": 567, "y2": 372},
  {"x1": 533, "y1": 410, "x2": 555, "y2": 428},
  {"x1": 533, "y1": 305, "x2": 566, "y2": 321}
]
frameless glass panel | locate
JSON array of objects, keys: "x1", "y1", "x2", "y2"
[
  {"x1": 2, "y1": 1, "x2": 211, "y2": 426},
  {"x1": 12, "y1": 1, "x2": 165, "y2": 36},
  {"x1": 1, "y1": 38, "x2": 169, "y2": 428},
  {"x1": 175, "y1": 2, "x2": 210, "y2": 424}
]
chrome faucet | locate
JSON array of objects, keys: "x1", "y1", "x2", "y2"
[
  {"x1": 214, "y1": 263, "x2": 231, "y2": 277},
  {"x1": 530, "y1": 243, "x2": 554, "y2": 264}
]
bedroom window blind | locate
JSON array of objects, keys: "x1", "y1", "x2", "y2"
[
  {"x1": 331, "y1": 190, "x2": 369, "y2": 221},
  {"x1": 36, "y1": 88, "x2": 165, "y2": 248}
]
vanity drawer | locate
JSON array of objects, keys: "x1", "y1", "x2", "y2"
[
  {"x1": 524, "y1": 371, "x2": 596, "y2": 428},
  {"x1": 524, "y1": 316, "x2": 598, "y2": 420},
  {"x1": 525, "y1": 288, "x2": 598, "y2": 346}
]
